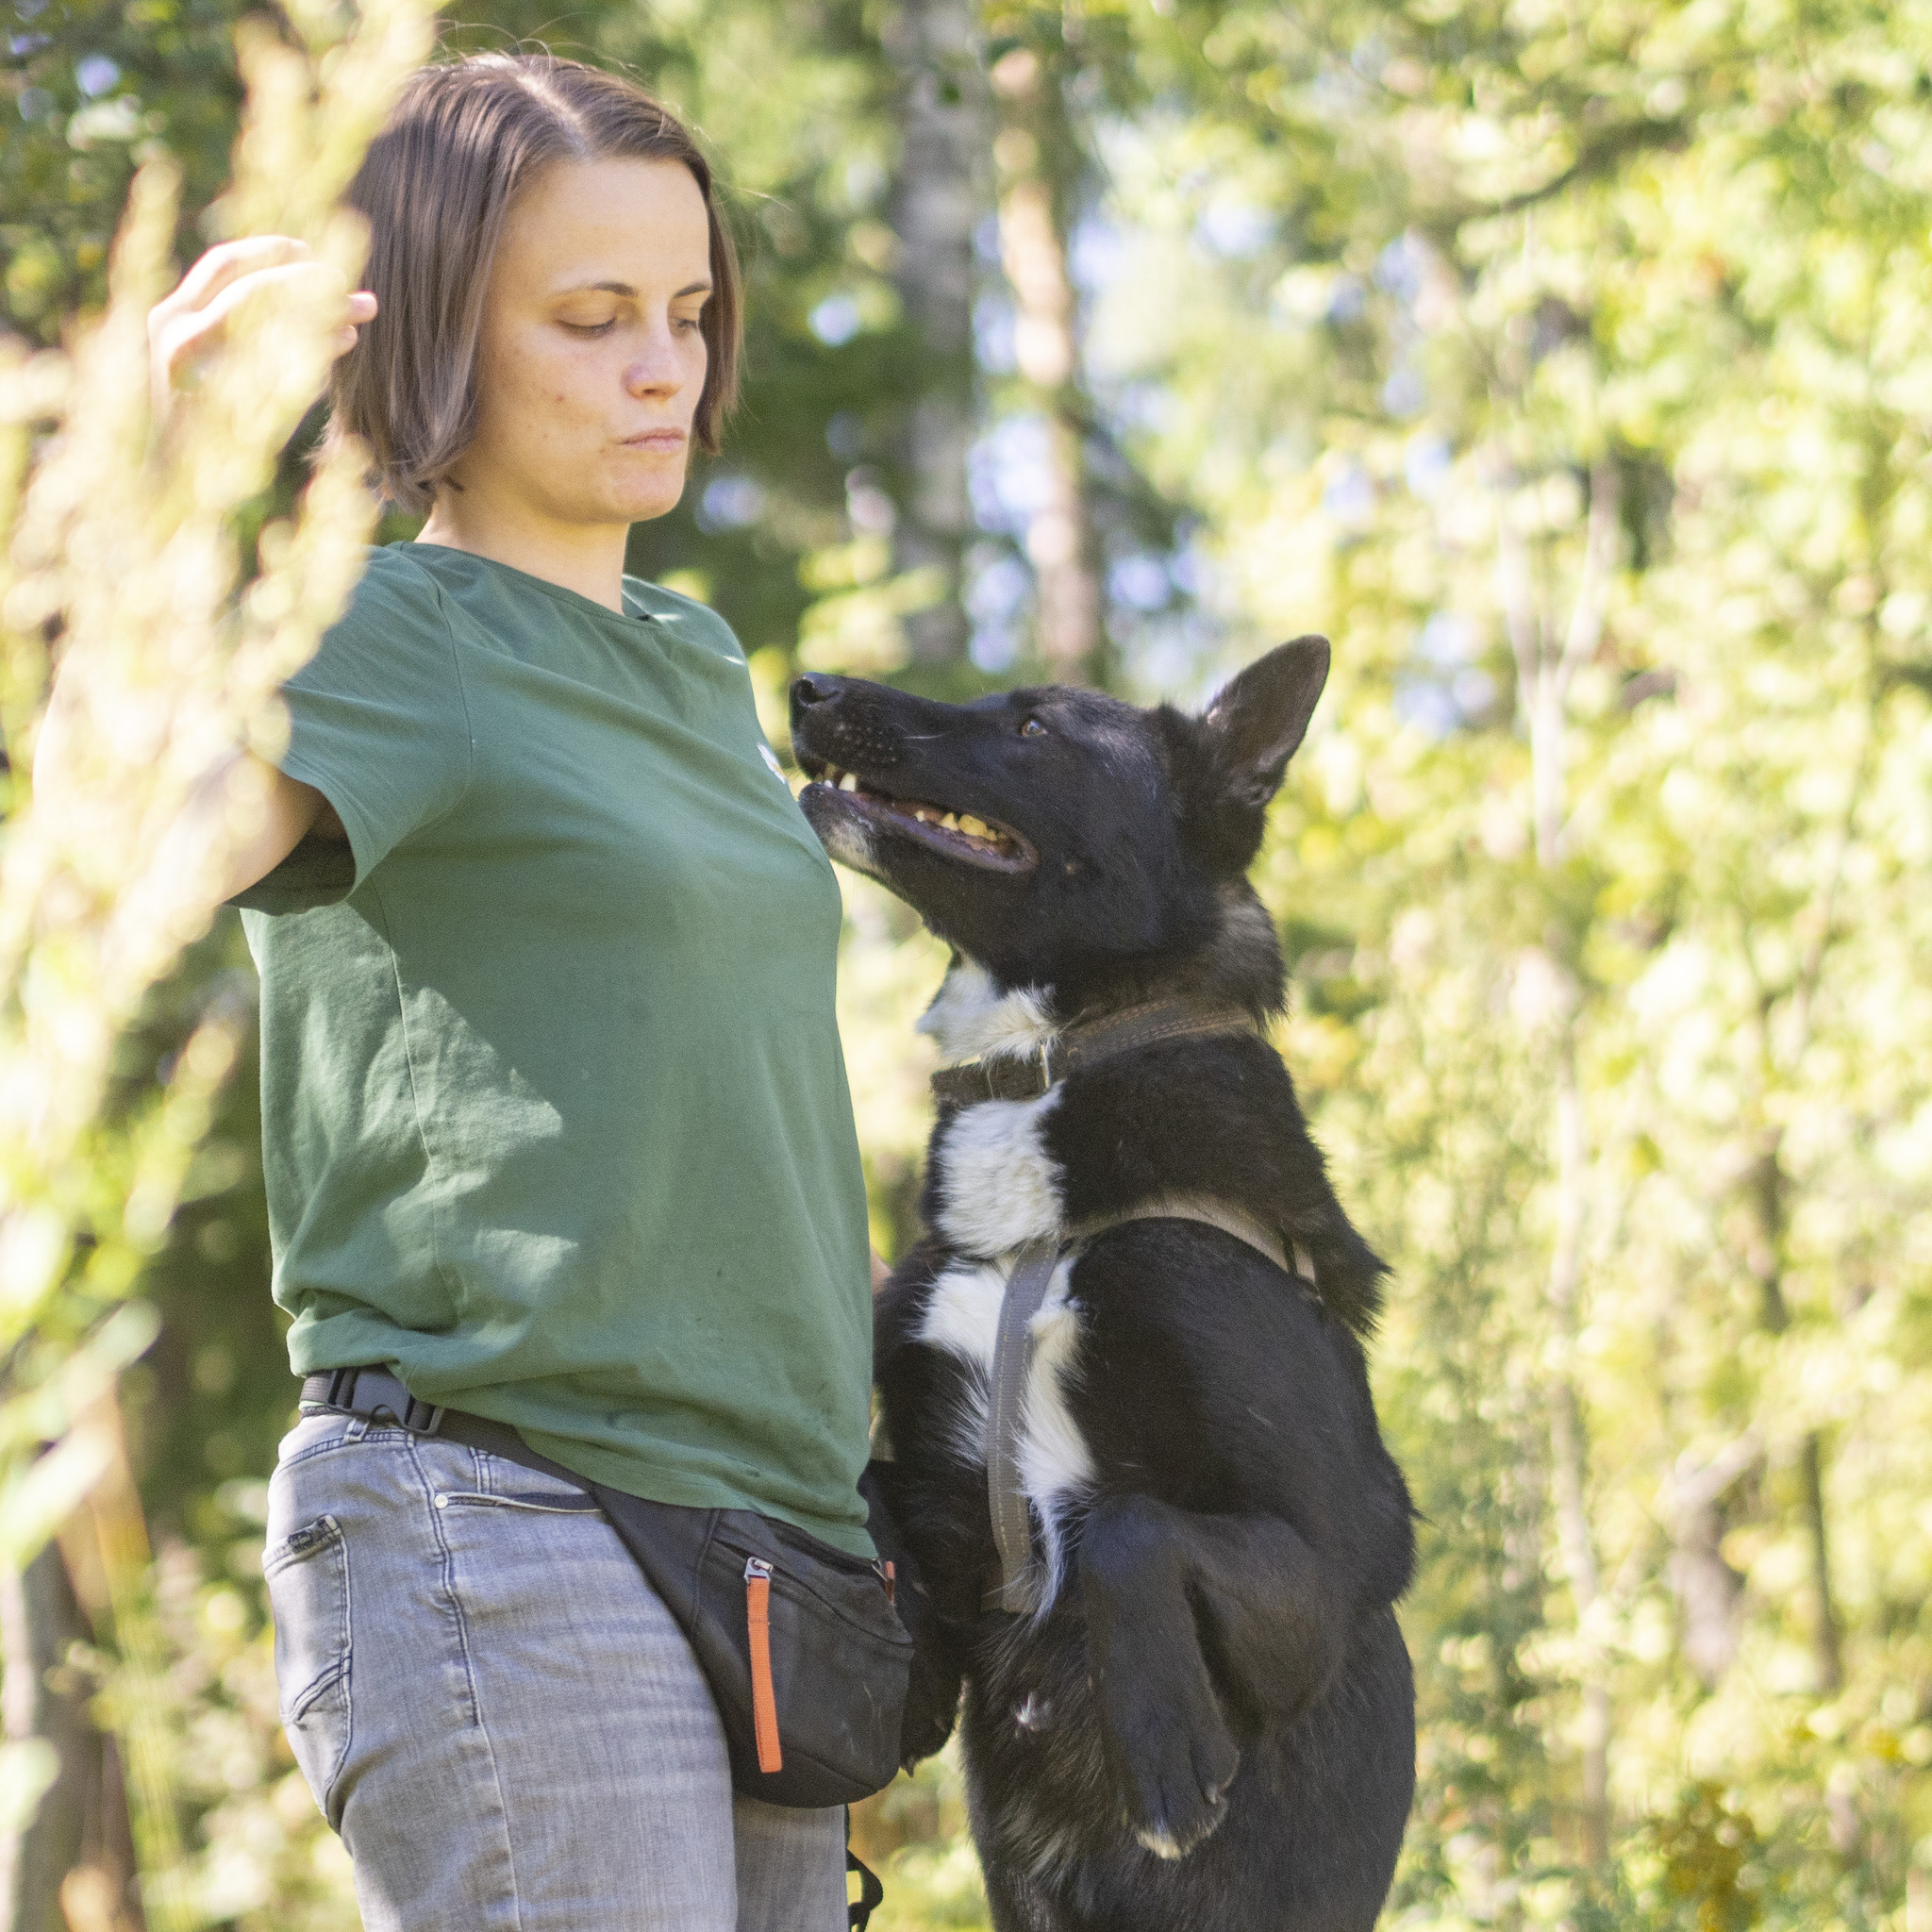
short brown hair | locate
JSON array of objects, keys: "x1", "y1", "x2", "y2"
[{"x1": 327, "y1": 54, "x2": 741, "y2": 512}]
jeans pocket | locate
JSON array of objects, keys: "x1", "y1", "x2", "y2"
[
  {"x1": 265, "y1": 1514, "x2": 352, "y2": 1826},
  {"x1": 437, "y1": 1490, "x2": 604, "y2": 1516}
]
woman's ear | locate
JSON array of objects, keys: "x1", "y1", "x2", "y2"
[{"x1": 1200, "y1": 636, "x2": 1331, "y2": 811}]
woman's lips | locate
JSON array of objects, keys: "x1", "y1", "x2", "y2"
[{"x1": 622, "y1": 428, "x2": 687, "y2": 449}]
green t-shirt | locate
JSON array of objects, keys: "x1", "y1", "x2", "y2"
[{"x1": 238, "y1": 542, "x2": 874, "y2": 1554}]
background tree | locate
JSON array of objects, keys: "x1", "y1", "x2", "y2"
[{"x1": 884, "y1": 0, "x2": 982, "y2": 671}]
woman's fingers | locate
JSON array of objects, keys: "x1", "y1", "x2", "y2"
[
  {"x1": 151, "y1": 257, "x2": 376, "y2": 391},
  {"x1": 151, "y1": 236, "x2": 310, "y2": 333}
]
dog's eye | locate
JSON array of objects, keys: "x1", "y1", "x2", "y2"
[{"x1": 1020, "y1": 717, "x2": 1047, "y2": 738}]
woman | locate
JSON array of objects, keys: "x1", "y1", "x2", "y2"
[{"x1": 63, "y1": 54, "x2": 876, "y2": 1932}]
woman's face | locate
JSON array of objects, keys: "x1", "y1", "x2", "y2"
[{"x1": 457, "y1": 156, "x2": 713, "y2": 530}]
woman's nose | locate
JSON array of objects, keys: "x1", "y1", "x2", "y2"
[{"x1": 624, "y1": 333, "x2": 685, "y2": 394}]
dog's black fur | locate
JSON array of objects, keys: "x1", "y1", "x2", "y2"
[{"x1": 793, "y1": 641, "x2": 1415, "y2": 1932}]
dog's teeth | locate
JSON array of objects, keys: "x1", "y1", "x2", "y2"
[
  {"x1": 839, "y1": 772, "x2": 859, "y2": 792},
  {"x1": 913, "y1": 808, "x2": 931, "y2": 823},
  {"x1": 958, "y1": 814, "x2": 991, "y2": 840},
  {"x1": 941, "y1": 812, "x2": 960, "y2": 831}
]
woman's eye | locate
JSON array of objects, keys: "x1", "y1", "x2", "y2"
[
  {"x1": 561, "y1": 319, "x2": 617, "y2": 337},
  {"x1": 1020, "y1": 717, "x2": 1047, "y2": 738},
  {"x1": 673, "y1": 314, "x2": 705, "y2": 335}
]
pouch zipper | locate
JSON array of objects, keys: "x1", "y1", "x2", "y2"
[{"x1": 743, "y1": 1557, "x2": 783, "y2": 1774}]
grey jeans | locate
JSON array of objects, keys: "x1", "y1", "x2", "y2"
[{"x1": 265, "y1": 1412, "x2": 848, "y2": 1931}]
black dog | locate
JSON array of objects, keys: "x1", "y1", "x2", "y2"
[{"x1": 792, "y1": 640, "x2": 1415, "y2": 1932}]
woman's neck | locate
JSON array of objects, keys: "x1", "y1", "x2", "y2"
[{"x1": 414, "y1": 491, "x2": 631, "y2": 613}]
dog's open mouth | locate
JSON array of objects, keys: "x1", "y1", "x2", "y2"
[{"x1": 797, "y1": 758, "x2": 1036, "y2": 874}]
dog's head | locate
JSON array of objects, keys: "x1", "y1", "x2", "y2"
[{"x1": 789, "y1": 637, "x2": 1330, "y2": 1008}]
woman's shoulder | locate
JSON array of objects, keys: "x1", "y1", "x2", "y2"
[
  {"x1": 313, "y1": 542, "x2": 455, "y2": 648},
  {"x1": 348, "y1": 541, "x2": 454, "y2": 615},
  {"x1": 291, "y1": 544, "x2": 458, "y2": 701}
]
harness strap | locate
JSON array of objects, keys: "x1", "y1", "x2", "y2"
[
  {"x1": 1077, "y1": 1192, "x2": 1315, "y2": 1283},
  {"x1": 979, "y1": 1202, "x2": 1318, "y2": 1615},
  {"x1": 983, "y1": 1236, "x2": 1062, "y2": 1614}
]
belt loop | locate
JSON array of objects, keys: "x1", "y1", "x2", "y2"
[{"x1": 405, "y1": 1398, "x2": 445, "y2": 1437}]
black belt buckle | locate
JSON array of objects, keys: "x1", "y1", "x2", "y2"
[{"x1": 316, "y1": 1366, "x2": 444, "y2": 1437}]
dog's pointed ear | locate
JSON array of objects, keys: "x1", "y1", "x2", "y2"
[
  {"x1": 1201, "y1": 636, "x2": 1330, "y2": 809},
  {"x1": 1163, "y1": 636, "x2": 1332, "y2": 877}
]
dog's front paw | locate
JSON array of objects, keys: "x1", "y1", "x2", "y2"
[
  {"x1": 1107, "y1": 1697, "x2": 1240, "y2": 1860},
  {"x1": 899, "y1": 1643, "x2": 963, "y2": 1768},
  {"x1": 900, "y1": 1690, "x2": 958, "y2": 1768}
]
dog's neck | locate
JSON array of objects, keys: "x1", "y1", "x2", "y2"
[
  {"x1": 917, "y1": 960, "x2": 1058, "y2": 1067},
  {"x1": 917, "y1": 888, "x2": 1287, "y2": 1069}
]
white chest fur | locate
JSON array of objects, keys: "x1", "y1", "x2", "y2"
[
  {"x1": 933, "y1": 1089, "x2": 1066, "y2": 1256},
  {"x1": 922, "y1": 958, "x2": 1069, "y2": 1258},
  {"x1": 918, "y1": 1256, "x2": 1095, "y2": 1612},
  {"x1": 918, "y1": 958, "x2": 1058, "y2": 1063}
]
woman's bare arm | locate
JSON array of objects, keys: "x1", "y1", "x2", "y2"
[
  {"x1": 32, "y1": 686, "x2": 341, "y2": 906},
  {"x1": 30, "y1": 236, "x2": 375, "y2": 909}
]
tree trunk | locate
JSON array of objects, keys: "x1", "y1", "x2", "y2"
[
  {"x1": 1664, "y1": 1436, "x2": 1757, "y2": 1687},
  {"x1": 0, "y1": 1541, "x2": 142, "y2": 1932},
  {"x1": 2, "y1": 1545, "x2": 87, "y2": 1932},
  {"x1": 990, "y1": 45, "x2": 1101, "y2": 682},
  {"x1": 884, "y1": 0, "x2": 980, "y2": 666},
  {"x1": 1546, "y1": 1026, "x2": 1609, "y2": 1868},
  {"x1": 1500, "y1": 453, "x2": 1620, "y2": 1869},
  {"x1": 1796, "y1": 1435, "x2": 1842, "y2": 1695},
  {"x1": 1744, "y1": 1132, "x2": 1843, "y2": 1695}
]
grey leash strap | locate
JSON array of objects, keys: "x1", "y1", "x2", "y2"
[
  {"x1": 977, "y1": 1203, "x2": 1321, "y2": 1618},
  {"x1": 984, "y1": 1236, "x2": 1061, "y2": 1614}
]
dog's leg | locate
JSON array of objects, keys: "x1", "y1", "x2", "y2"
[
  {"x1": 861, "y1": 1459, "x2": 970, "y2": 1765},
  {"x1": 981, "y1": 1857, "x2": 1064, "y2": 1932},
  {"x1": 1080, "y1": 1494, "x2": 1352, "y2": 1859},
  {"x1": 899, "y1": 1614, "x2": 968, "y2": 1766}
]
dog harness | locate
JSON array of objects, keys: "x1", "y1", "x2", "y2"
[{"x1": 926, "y1": 997, "x2": 1320, "y2": 1616}]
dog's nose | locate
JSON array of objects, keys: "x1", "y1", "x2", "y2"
[{"x1": 791, "y1": 673, "x2": 842, "y2": 707}]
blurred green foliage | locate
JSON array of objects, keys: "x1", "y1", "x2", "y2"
[{"x1": 7, "y1": 1, "x2": 1932, "y2": 1928}]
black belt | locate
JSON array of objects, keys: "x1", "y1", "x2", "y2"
[{"x1": 298, "y1": 1365, "x2": 585, "y2": 1488}]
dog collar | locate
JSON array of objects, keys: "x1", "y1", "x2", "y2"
[{"x1": 929, "y1": 996, "x2": 1261, "y2": 1108}]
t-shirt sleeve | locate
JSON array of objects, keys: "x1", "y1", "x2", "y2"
[{"x1": 233, "y1": 547, "x2": 474, "y2": 914}]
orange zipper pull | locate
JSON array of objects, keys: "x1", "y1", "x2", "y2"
[{"x1": 744, "y1": 1557, "x2": 782, "y2": 1774}]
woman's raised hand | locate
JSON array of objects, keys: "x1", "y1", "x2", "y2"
[{"x1": 146, "y1": 235, "x2": 375, "y2": 410}]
